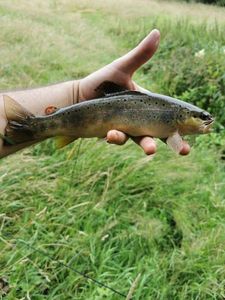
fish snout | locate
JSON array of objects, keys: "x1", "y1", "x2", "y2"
[
  {"x1": 199, "y1": 112, "x2": 214, "y2": 133},
  {"x1": 200, "y1": 111, "x2": 214, "y2": 124},
  {"x1": 202, "y1": 114, "x2": 214, "y2": 133}
]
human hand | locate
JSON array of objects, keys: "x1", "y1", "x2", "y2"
[
  {"x1": 0, "y1": 29, "x2": 190, "y2": 158},
  {"x1": 78, "y1": 29, "x2": 190, "y2": 155}
]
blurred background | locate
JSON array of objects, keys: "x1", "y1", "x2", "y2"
[{"x1": 0, "y1": 1, "x2": 225, "y2": 299}]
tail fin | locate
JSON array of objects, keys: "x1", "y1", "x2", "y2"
[{"x1": 3, "y1": 95, "x2": 36, "y2": 145}]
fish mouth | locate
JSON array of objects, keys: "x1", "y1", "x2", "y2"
[
  {"x1": 203, "y1": 118, "x2": 214, "y2": 126},
  {"x1": 201, "y1": 118, "x2": 214, "y2": 133}
]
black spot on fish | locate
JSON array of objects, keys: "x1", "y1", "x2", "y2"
[{"x1": 39, "y1": 123, "x2": 46, "y2": 132}]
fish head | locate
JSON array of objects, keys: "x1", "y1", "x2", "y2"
[{"x1": 178, "y1": 107, "x2": 214, "y2": 135}]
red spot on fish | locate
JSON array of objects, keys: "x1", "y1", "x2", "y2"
[{"x1": 45, "y1": 106, "x2": 58, "y2": 115}]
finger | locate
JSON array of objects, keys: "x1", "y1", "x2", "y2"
[
  {"x1": 113, "y1": 29, "x2": 160, "y2": 76},
  {"x1": 106, "y1": 130, "x2": 129, "y2": 145},
  {"x1": 132, "y1": 136, "x2": 156, "y2": 155},
  {"x1": 179, "y1": 141, "x2": 191, "y2": 156}
]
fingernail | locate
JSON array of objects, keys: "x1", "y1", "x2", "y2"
[
  {"x1": 152, "y1": 28, "x2": 159, "y2": 34},
  {"x1": 151, "y1": 29, "x2": 160, "y2": 46}
]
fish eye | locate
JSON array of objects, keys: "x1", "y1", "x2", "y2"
[{"x1": 200, "y1": 112, "x2": 211, "y2": 120}]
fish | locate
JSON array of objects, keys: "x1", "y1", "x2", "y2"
[{"x1": 2, "y1": 81, "x2": 214, "y2": 154}]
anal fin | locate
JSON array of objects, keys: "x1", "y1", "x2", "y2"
[{"x1": 55, "y1": 136, "x2": 77, "y2": 149}]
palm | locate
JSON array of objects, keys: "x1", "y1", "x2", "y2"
[{"x1": 78, "y1": 31, "x2": 158, "y2": 101}]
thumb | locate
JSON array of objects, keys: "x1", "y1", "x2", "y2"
[{"x1": 112, "y1": 29, "x2": 160, "y2": 76}]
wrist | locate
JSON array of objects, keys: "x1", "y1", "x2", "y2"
[{"x1": 72, "y1": 80, "x2": 80, "y2": 104}]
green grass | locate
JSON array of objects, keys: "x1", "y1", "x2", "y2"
[{"x1": 0, "y1": 1, "x2": 225, "y2": 299}]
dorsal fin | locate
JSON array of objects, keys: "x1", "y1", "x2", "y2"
[
  {"x1": 103, "y1": 90, "x2": 147, "y2": 98},
  {"x1": 95, "y1": 81, "x2": 128, "y2": 97},
  {"x1": 95, "y1": 81, "x2": 147, "y2": 98}
]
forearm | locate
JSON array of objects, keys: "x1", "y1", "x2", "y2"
[{"x1": 0, "y1": 80, "x2": 80, "y2": 115}]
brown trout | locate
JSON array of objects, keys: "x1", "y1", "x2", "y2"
[{"x1": 2, "y1": 81, "x2": 214, "y2": 153}]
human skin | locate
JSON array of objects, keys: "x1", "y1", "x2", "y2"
[{"x1": 0, "y1": 29, "x2": 190, "y2": 158}]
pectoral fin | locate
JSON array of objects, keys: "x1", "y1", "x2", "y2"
[
  {"x1": 55, "y1": 136, "x2": 77, "y2": 149},
  {"x1": 166, "y1": 132, "x2": 183, "y2": 154}
]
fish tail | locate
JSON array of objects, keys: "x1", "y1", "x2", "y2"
[{"x1": 3, "y1": 95, "x2": 37, "y2": 145}]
